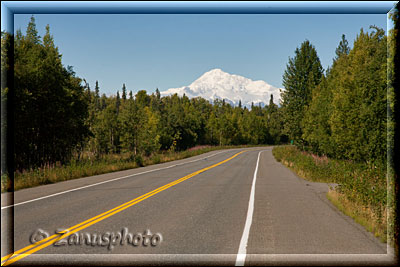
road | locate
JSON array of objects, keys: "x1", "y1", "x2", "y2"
[{"x1": 1, "y1": 147, "x2": 394, "y2": 266}]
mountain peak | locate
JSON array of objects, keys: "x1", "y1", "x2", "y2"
[
  {"x1": 199, "y1": 68, "x2": 229, "y2": 79},
  {"x1": 161, "y1": 69, "x2": 282, "y2": 107},
  {"x1": 205, "y1": 68, "x2": 225, "y2": 74}
]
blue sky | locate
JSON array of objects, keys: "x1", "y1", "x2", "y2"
[{"x1": 14, "y1": 13, "x2": 388, "y2": 96}]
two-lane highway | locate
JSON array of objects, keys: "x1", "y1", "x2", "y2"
[{"x1": 1, "y1": 148, "x2": 393, "y2": 266}]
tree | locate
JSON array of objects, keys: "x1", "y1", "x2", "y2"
[
  {"x1": 94, "y1": 81, "x2": 100, "y2": 110},
  {"x1": 302, "y1": 76, "x2": 335, "y2": 155},
  {"x1": 116, "y1": 90, "x2": 121, "y2": 115},
  {"x1": 265, "y1": 94, "x2": 283, "y2": 144},
  {"x1": 1, "y1": 30, "x2": 12, "y2": 181},
  {"x1": 120, "y1": 100, "x2": 138, "y2": 153},
  {"x1": 13, "y1": 21, "x2": 90, "y2": 169},
  {"x1": 388, "y1": 2, "x2": 399, "y2": 248},
  {"x1": 43, "y1": 25, "x2": 53, "y2": 47},
  {"x1": 281, "y1": 40, "x2": 323, "y2": 147},
  {"x1": 155, "y1": 88, "x2": 161, "y2": 100},
  {"x1": 26, "y1": 16, "x2": 40, "y2": 44},
  {"x1": 330, "y1": 27, "x2": 387, "y2": 162},
  {"x1": 120, "y1": 100, "x2": 160, "y2": 156},
  {"x1": 122, "y1": 83, "x2": 127, "y2": 100},
  {"x1": 334, "y1": 34, "x2": 350, "y2": 62},
  {"x1": 302, "y1": 33, "x2": 351, "y2": 156},
  {"x1": 136, "y1": 90, "x2": 150, "y2": 107},
  {"x1": 100, "y1": 93, "x2": 107, "y2": 110}
]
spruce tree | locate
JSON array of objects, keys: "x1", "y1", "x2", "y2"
[
  {"x1": 334, "y1": 34, "x2": 350, "y2": 61},
  {"x1": 269, "y1": 94, "x2": 274, "y2": 107},
  {"x1": 43, "y1": 25, "x2": 54, "y2": 47},
  {"x1": 95, "y1": 81, "x2": 100, "y2": 109},
  {"x1": 116, "y1": 91, "x2": 121, "y2": 115},
  {"x1": 13, "y1": 20, "x2": 90, "y2": 169},
  {"x1": 156, "y1": 88, "x2": 161, "y2": 100},
  {"x1": 281, "y1": 40, "x2": 323, "y2": 146},
  {"x1": 26, "y1": 16, "x2": 40, "y2": 44},
  {"x1": 122, "y1": 84, "x2": 127, "y2": 100}
]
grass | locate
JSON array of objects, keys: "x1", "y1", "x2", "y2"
[
  {"x1": 326, "y1": 189, "x2": 387, "y2": 243},
  {"x1": 272, "y1": 145, "x2": 389, "y2": 243},
  {"x1": 2, "y1": 145, "x2": 264, "y2": 193}
]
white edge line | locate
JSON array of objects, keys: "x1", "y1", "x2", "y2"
[
  {"x1": 1, "y1": 149, "x2": 236, "y2": 210},
  {"x1": 235, "y1": 150, "x2": 262, "y2": 266}
]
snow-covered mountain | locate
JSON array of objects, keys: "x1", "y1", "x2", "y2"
[{"x1": 160, "y1": 68, "x2": 282, "y2": 107}]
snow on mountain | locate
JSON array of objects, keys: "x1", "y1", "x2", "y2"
[{"x1": 160, "y1": 68, "x2": 282, "y2": 108}]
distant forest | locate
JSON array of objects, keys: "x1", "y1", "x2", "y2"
[{"x1": 1, "y1": 15, "x2": 394, "y2": 172}]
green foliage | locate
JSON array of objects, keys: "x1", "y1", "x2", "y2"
[
  {"x1": 387, "y1": 2, "x2": 398, "y2": 249},
  {"x1": 334, "y1": 34, "x2": 350, "y2": 61},
  {"x1": 281, "y1": 40, "x2": 324, "y2": 146},
  {"x1": 279, "y1": 24, "x2": 393, "y2": 246},
  {"x1": 13, "y1": 17, "x2": 90, "y2": 170},
  {"x1": 1, "y1": 31, "x2": 12, "y2": 177},
  {"x1": 302, "y1": 76, "x2": 336, "y2": 156},
  {"x1": 85, "y1": 87, "x2": 283, "y2": 159},
  {"x1": 134, "y1": 154, "x2": 144, "y2": 167},
  {"x1": 286, "y1": 27, "x2": 388, "y2": 165},
  {"x1": 122, "y1": 83, "x2": 127, "y2": 100},
  {"x1": 330, "y1": 27, "x2": 387, "y2": 163}
]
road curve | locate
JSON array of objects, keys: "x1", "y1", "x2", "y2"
[{"x1": 1, "y1": 147, "x2": 394, "y2": 266}]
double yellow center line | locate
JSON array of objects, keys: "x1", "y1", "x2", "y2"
[{"x1": 1, "y1": 150, "x2": 245, "y2": 266}]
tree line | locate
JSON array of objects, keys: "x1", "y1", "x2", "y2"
[
  {"x1": 81, "y1": 83, "x2": 286, "y2": 162},
  {"x1": 281, "y1": 26, "x2": 388, "y2": 165},
  {"x1": 2, "y1": 16, "x2": 287, "y2": 172},
  {"x1": 1, "y1": 15, "x2": 391, "y2": 172}
]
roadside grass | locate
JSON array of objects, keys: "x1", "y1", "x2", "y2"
[
  {"x1": 2, "y1": 145, "x2": 265, "y2": 193},
  {"x1": 326, "y1": 189, "x2": 387, "y2": 243},
  {"x1": 272, "y1": 145, "x2": 389, "y2": 243}
]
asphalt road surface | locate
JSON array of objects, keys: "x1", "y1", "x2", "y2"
[{"x1": 1, "y1": 147, "x2": 395, "y2": 266}]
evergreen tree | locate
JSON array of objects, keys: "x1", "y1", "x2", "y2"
[
  {"x1": 122, "y1": 83, "x2": 127, "y2": 100},
  {"x1": 43, "y1": 25, "x2": 54, "y2": 47},
  {"x1": 281, "y1": 40, "x2": 323, "y2": 146},
  {"x1": 13, "y1": 21, "x2": 89, "y2": 169},
  {"x1": 26, "y1": 16, "x2": 40, "y2": 44},
  {"x1": 116, "y1": 90, "x2": 121, "y2": 115},
  {"x1": 100, "y1": 93, "x2": 107, "y2": 110},
  {"x1": 156, "y1": 88, "x2": 161, "y2": 100},
  {"x1": 334, "y1": 34, "x2": 350, "y2": 62},
  {"x1": 94, "y1": 81, "x2": 100, "y2": 109}
]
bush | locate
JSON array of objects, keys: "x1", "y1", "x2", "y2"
[{"x1": 134, "y1": 155, "x2": 144, "y2": 167}]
